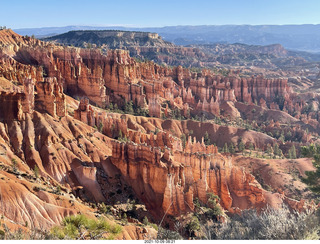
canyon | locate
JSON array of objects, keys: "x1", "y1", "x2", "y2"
[
  {"x1": 0, "y1": 28, "x2": 318, "y2": 239},
  {"x1": 44, "y1": 30, "x2": 320, "y2": 84}
]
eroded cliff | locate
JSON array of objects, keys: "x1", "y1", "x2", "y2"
[{"x1": 0, "y1": 29, "x2": 317, "y2": 236}]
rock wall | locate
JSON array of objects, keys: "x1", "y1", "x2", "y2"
[
  {"x1": 0, "y1": 37, "x2": 293, "y2": 119},
  {"x1": 0, "y1": 78, "x2": 34, "y2": 121},
  {"x1": 35, "y1": 77, "x2": 66, "y2": 117},
  {"x1": 0, "y1": 29, "x2": 311, "y2": 125},
  {"x1": 74, "y1": 97, "x2": 96, "y2": 126},
  {"x1": 110, "y1": 140, "x2": 268, "y2": 216}
]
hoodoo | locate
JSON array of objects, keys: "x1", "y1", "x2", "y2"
[{"x1": 0, "y1": 26, "x2": 318, "y2": 240}]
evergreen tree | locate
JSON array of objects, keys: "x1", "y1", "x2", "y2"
[
  {"x1": 249, "y1": 143, "x2": 254, "y2": 155},
  {"x1": 223, "y1": 143, "x2": 229, "y2": 153},
  {"x1": 266, "y1": 144, "x2": 273, "y2": 158},
  {"x1": 279, "y1": 132, "x2": 285, "y2": 143},
  {"x1": 302, "y1": 144, "x2": 320, "y2": 193},
  {"x1": 204, "y1": 131, "x2": 210, "y2": 145},
  {"x1": 249, "y1": 143, "x2": 254, "y2": 151},
  {"x1": 238, "y1": 140, "x2": 245, "y2": 153},
  {"x1": 124, "y1": 101, "x2": 134, "y2": 114},
  {"x1": 288, "y1": 148, "x2": 293, "y2": 159},
  {"x1": 181, "y1": 134, "x2": 187, "y2": 149},
  {"x1": 286, "y1": 131, "x2": 292, "y2": 141},
  {"x1": 288, "y1": 145, "x2": 297, "y2": 159},
  {"x1": 98, "y1": 121, "x2": 103, "y2": 132},
  {"x1": 273, "y1": 143, "x2": 280, "y2": 157},
  {"x1": 229, "y1": 143, "x2": 235, "y2": 154}
]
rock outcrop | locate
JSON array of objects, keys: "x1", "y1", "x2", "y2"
[
  {"x1": 0, "y1": 29, "x2": 317, "y2": 235},
  {"x1": 0, "y1": 31, "x2": 295, "y2": 121},
  {"x1": 110, "y1": 139, "x2": 286, "y2": 216},
  {"x1": 35, "y1": 77, "x2": 66, "y2": 117}
]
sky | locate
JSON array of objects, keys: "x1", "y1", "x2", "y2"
[{"x1": 2, "y1": 0, "x2": 320, "y2": 29}]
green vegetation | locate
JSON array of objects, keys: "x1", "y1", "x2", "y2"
[
  {"x1": 142, "y1": 216, "x2": 149, "y2": 226},
  {"x1": 204, "y1": 131, "x2": 210, "y2": 145},
  {"x1": 210, "y1": 206, "x2": 320, "y2": 240},
  {"x1": 118, "y1": 130, "x2": 129, "y2": 143},
  {"x1": 238, "y1": 140, "x2": 245, "y2": 153},
  {"x1": 288, "y1": 145, "x2": 297, "y2": 159},
  {"x1": 106, "y1": 102, "x2": 149, "y2": 117},
  {"x1": 185, "y1": 216, "x2": 200, "y2": 237},
  {"x1": 228, "y1": 143, "x2": 235, "y2": 153},
  {"x1": 274, "y1": 95, "x2": 285, "y2": 110},
  {"x1": 50, "y1": 214, "x2": 122, "y2": 240},
  {"x1": 171, "y1": 108, "x2": 184, "y2": 120},
  {"x1": 11, "y1": 159, "x2": 17, "y2": 173},
  {"x1": 0, "y1": 215, "x2": 122, "y2": 240},
  {"x1": 55, "y1": 185, "x2": 62, "y2": 195},
  {"x1": 273, "y1": 143, "x2": 283, "y2": 158},
  {"x1": 98, "y1": 121, "x2": 104, "y2": 133},
  {"x1": 157, "y1": 227, "x2": 183, "y2": 240},
  {"x1": 124, "y1": 101, "x2": 134, "y2": 114},
  {"x1": 34, "y1": 165, "x2": 40, "y2": 179},
  {"x1": 301, "y1": 144, "x2": 320, "y2": 193},
  {"x1": 222, "y1": 143, "x2": 229, "y2": 153},
  {"x1": 97, "y1": 203, "x2": 112, "y2": 215},
  {"x1": 206, "y1": 193, "x2": 223, "y2": 219},
  {"x1": 180, "y1": 134, "x2": 187, "y2": 149}
]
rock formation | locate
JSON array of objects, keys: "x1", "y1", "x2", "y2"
[
  {"x1": 35, "y1": 77, "x2": 66, "y2": 117},
  {"x1": 0, "y1": 29, "x2": 317, "y2": 236}
]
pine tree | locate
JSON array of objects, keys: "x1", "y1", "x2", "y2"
[
  {"x1": 266, "y1": 144, "x2": 273, "y2": 158},
  {"x1": 279, "y1": 132, "x2": 285, "y2": 143},
  {"x1": 249, "y1": 143, "x2": 254, "y2": 155},
  {"x1": 288, "y1": 148, "x2": 293, "y2": 159},
  {"x1": 181, "y1": 134, "x2": 187, "y2": 149},
  {"x1": 249, "y1": 143, "x2": 254, "y2": 151},
  {"x1": 124, "y1": 101, "x2": 134, "y2": 114},
  {"x1": 204, "y1": 131, "x2": 210, "y2": 145},
  {"x1": 238, "y1": 140, "x2": 245, "y2": 153},
  {"x1": 302, "y1": 144, "x2": 320, "y2": 193},
  {"x1": 288, "y1": 145, "x2": 297, "y2": 159},
  {"x1": 273, "y1": 143, "x2": 283, "y2": 158},
  {"x1": 229, "y1": 143, "x2": 235, "y2": 154},
  {"x1": 291, "y1": 145, "x2": 297, "y2": 159},
  {"x1": 223, "y1": 143, "x2": 229, "y2": 153},
  {"x1": 273, "y1": 143, "x2": 280, "y2": 157}
]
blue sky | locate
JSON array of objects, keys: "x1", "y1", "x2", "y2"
[{"x1": 2, "y1": 0, "x2": 320, "y2": 28}]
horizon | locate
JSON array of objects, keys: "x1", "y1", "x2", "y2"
[
  {"x1": 2, "y1": 0, "x2": 320, "y2": 29},
  {"x1": 12, "y1": 23, "x2": 320, "y2": 31}
]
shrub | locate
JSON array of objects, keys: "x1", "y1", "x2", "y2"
[
  {"x1": 124, "y1": 101, "x2": 134, "y2": 114},
  {"x1": 238, "y1": 140, "x2": 245, "y2": 152},
  {"x1": 98, "y1": 122, "x2": 104, "y2": 133},
  {"x1": 55, "y1": 185, "x2": 62, "y2": 195},
  {"x1": 212, "y1": 206, "x2": 320, "y2": 240},
  {"x1": 157, "y1": 227, "x2": 183, "y2": 240},
  {"x1": 143, "y1": 216, "x2": 149, "y2": 226},
  {"x1": 51, "y1": 214, "x2": 122, "y2": 240},
  {"x1": 186, "y1": 216, "x2": 200, "y2": 237},
  {"x1": 11, "y1": 159, "x2": 17, "y2": 172},
  {"x1": 34, "y1": 165, "x2": 40, "y2": 179},
  {"x1": 204, "y1": 132, "x2": 211, "y2": 145},
  {"x1": 97, "y1": 203, "x2": 111, "y2": 215},
  {"x1": 222, "y1": 143, "x2": 229, "y2": 153}
]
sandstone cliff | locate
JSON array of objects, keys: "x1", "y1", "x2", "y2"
[{"x1": 0, "y1": 29, "x2": 317, "y2": 236}]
